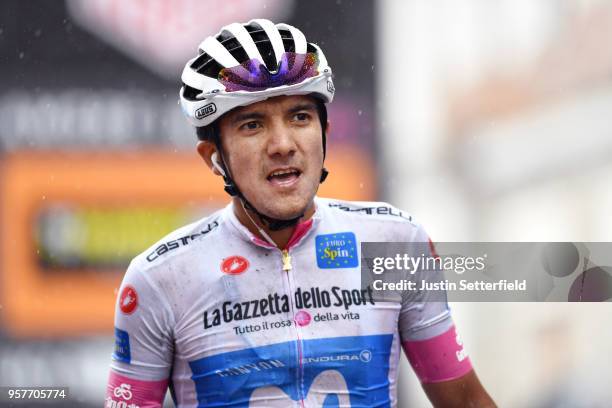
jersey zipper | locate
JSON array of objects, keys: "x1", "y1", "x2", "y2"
[
  {"x1": 282, "y1": 249, "x2": 292, "y2": 272},
  {"x1": 280, "y1": 249, "x2": 305, "y2": 407}
]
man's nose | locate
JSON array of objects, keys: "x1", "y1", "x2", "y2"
[{"x1": 266, "y1": 122, "x2": 297, "y2": 157}]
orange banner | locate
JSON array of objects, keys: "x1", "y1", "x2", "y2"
[{"x1": 0, "y1": 147, "x2": 375, "y2": 337}]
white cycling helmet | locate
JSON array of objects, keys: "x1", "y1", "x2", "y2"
[{"x1": 179, "y1": 18, "x2": 335, "y2": 128}]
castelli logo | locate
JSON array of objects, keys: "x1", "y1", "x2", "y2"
[
  {"x1": 119, "y1": 285, "x2": 138, "y2": 314},
  {"x1": 221, "y1": 256, "x2": 249, "y2": 275}
]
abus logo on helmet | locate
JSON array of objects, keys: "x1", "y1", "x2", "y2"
[
  {"x1": 195, "y1": 103, "x2": 217, "y2": 119},
  {"x1": 327, "y1": 80, "x2": 335, "y2": 94}
]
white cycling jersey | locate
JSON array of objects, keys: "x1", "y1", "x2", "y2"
[{"x1": 106, "y1": 197, "x2": 468, "y2": 408}]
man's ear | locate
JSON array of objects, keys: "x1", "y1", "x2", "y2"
[
  {"x1": 196, "y1": 141, "x2": 223, "y2": 176},
  {"x1": 325, "y1": 120, "x2": 331, "y2": 138}
]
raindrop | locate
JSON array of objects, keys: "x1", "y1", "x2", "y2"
[
  {"x1": 357, "y1": 110, "x2": 363, "y2": 116},
  {"x1": 359, "y1": 183, "x2": 364, "y2": 189},
  {"x1": 0, "y1": 28, "x2": 3, "y2": 35},
  {"x1": 42, "y1": 195, "x2": 46, "y2": 200},
  {"x1": 34, "y1": 28, "x2": 42, "y2": 37},
  {"x1": 18, "y1": 52, "x2": 24, "y2": 59}
]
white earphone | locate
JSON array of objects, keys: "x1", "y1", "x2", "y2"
[{"x1": 211, "y1": 152, "x2": 227, "y2": 177}]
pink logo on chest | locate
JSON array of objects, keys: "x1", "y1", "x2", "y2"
[{"x1": 294, "y1": 311, "x2": 312, "y2": 326}]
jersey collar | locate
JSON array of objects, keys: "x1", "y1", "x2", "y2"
[{"x1": 224, "y1": 198, "x2": 322, "y2": 250}]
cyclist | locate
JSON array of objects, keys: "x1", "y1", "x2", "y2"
[{"x1": 106, "y1": 18, "x2": 495, "y2": 407}]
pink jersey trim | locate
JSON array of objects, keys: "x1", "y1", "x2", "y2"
[
  {"x1": 252, "y1": 236, "x2": 275, "y2": 248},
  {"x1": 251, "y1": 219, "x2": 313, "y2": 249},
  {"x1": 402, "y1": 325, "x2": 473, "y2": 383},
  {"x1": 106, "y1": 371, "x2": 168, "y2": 408},
  {"x1": 285, "y1": 219, "x2": 313, "y2": 250}
]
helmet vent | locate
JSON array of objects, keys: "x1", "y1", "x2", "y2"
[
  {"x1": 191, "y1": 52, "x2": 225, "y2": 78},
  {"x1": 279, "y1": 29, "x2": 296, "y2": 53},
  {"x1": 182, "y1": 85, "x2": 202, "y2": 101},
  {"x1": 179, "y1": 20, "x2": 334, "y2": 129},
  {"x1": 217, "y1": 30, "x2": 250, "y2": 65},
  {"x1": 244, "y1": 22, "x2": 278, "y2": 73}
]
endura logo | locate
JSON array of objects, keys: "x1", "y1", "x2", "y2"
[
  {"x1": 195, "y1": 103, "x2": 217, "y2": 119},
  {"x1": 303, "y1": 349, "x2": 372, "y2": 364}
]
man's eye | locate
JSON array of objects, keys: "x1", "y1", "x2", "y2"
[
  {"x1": 293, "y1": 113, "x2": 310, "y2": 122},
  {"x1": 240, "y1": 121, "x2": 260, "y2": 130}
]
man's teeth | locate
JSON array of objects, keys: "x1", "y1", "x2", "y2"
[{"x1": 270, "y1": 169, "x2": 298, "y2": 177}]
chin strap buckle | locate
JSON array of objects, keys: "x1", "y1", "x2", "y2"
[
  {"x1": 320, "y1": 168, "x2": 329, "y2": 183},
  {"x1": 224, "y1": 183, "x2": 239, "y2": 196}
]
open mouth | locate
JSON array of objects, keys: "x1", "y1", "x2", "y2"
[{"x1": 266, "y1": 168, "x2": 302, "y2": 186}]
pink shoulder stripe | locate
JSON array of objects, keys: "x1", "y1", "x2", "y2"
[
  {"x1": 402, "y1": 325, "x2": 473, "y2": 383},
  {"x1": 106, "y1": 371, "x2": 168, "y2": 408}
]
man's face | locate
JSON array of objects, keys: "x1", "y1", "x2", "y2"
[{"x1": 218, "y1": 95, "x2": 325, "y2": 220}]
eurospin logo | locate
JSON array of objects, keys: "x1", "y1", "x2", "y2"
[{"x1": 316, "y1": 232, "x2": 359, "y2": 269}]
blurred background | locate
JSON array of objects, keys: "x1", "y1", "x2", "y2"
[{"x1": 0, "y1": 0, "x2": 611, "y2": 406}]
